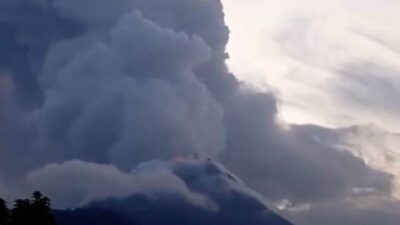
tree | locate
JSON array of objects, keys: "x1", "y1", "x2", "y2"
[
  {"x1": 10, "y1": 199, "x2": 30, "y2": 225},
  {"x1": 11, "y1": 191, "x2": 55, "y2": 225},
  {"x1": 30, "y1": 191, "x2": 54, "y2": 225},
  {"x1": 0, "y1": 198, "x2": 10, "y2": 225}
]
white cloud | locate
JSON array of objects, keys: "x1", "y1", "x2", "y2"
[{"x1": 223, "y1": 0, "x2": 400, "y2": 132}]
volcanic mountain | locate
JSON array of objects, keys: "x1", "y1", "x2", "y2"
[{"x1": 54, "y1": 159, "x2": 295, "y2": 225}]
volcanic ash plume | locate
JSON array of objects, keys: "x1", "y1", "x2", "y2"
[{"x1": 0, "y1": 0, "x2": 392, "y2": 217}]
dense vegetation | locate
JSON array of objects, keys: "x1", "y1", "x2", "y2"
[{"x1": 0, "y1": 192, "x2": 55, "y2": 225}]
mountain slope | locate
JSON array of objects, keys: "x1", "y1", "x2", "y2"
[{"x1": 54, "y1": 159, "x2": 295, "y2": 225}]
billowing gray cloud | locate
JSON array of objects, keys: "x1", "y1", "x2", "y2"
[
  {"x1": 223, "y1": 121, "x2": 391, "y2": 203},
  {"x1": 0, "y1": 1, "x2": 397, "y2": 225},
  {"x1": 38, "y1": 10, "x2": 226, "y2": 168},
  {"x1": 287, "y1": 197, "x2": 400, "y2": 225},
  {"x1": 26, "y1": 160, "x2": 217, "y2": 209}
]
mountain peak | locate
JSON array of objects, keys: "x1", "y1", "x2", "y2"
[{"x1": 54, "y1": 159, "x2": 296, "y2": 225}]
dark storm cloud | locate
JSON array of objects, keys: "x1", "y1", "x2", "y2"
[{"x1": 0, "y1": 0, "x2": 394, "y2": 219}]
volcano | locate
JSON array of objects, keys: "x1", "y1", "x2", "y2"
[{"x1": 54, "y1": 159, "x2": 295, "y2": 225}]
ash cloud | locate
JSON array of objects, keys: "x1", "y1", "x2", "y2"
[
  {"x1": 288, "y1": 197, "x2": 400, "y2": 225},
  {"x1": 38, "y1": 10, "x2": 225, "y2": 168},
  {"x1": 0, "y1": 0, "x2": 395, "y2": 224},
  {"x1": 26, "y1": 160, "x2": 217, "y2": 210}
]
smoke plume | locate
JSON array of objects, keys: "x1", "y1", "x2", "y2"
[{"x1": 0, "y1": 1, "x2": 394, "y2": 224}]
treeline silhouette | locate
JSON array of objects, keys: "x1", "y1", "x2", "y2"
[{"x1": 0, "y1": 191, "x2": 55, "y2": 225}]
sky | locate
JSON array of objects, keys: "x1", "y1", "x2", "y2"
[
  {"x1": 222, "y1": 0, "x2": 400, "y2": 224},
  {"x1": 223, "y1": 0, "x2": 400, "y2": 132},
  {"x1": 0, "y1": 1, "x2": 400, "y2": 225}
]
